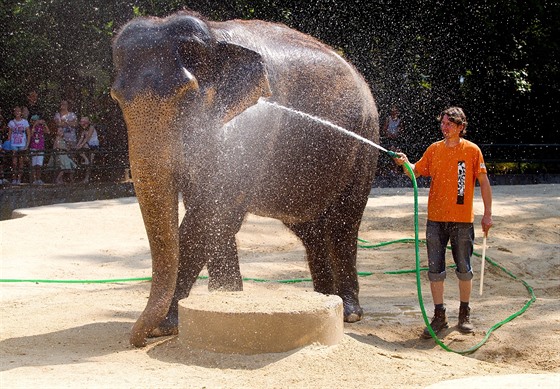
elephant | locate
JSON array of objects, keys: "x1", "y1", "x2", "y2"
[{"x1": 111, "y1": 11, "x2": 379, "y2": 347}]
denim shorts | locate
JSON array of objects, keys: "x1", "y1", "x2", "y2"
[
  {"x1": 31, "y1": 153, "x2": 45, "y2": 166},
  {"x1": 426, "y1": 220, "x2": 474, "y2": 282}
]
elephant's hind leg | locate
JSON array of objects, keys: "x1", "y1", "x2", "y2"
[
  {"x1": 323, "y1": 178, "x2": 372, "y2": 323},
  {"x1": 326, "y1": 219, "x2": 363, "y2": 323},
  {"x1": 288, "y1": 205, "x2": 365, "y2": 323},
  {"x1": 287, "y1": 217, "x2": 362, "y2": 322},
  {"x1": 285, "y1": 220, "x2": 336, "y2": 295}
]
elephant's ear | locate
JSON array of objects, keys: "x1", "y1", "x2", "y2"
[{"x1": 212, "y1": 42, "x2": 272, "y2": 124}]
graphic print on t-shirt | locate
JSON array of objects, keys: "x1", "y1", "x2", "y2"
[
  {"x1": 9, "y1": 119, "x2": 28, "y2": 147},
  {"x1": 457, "y1": 160, "x2": 466, "y2": 204}
]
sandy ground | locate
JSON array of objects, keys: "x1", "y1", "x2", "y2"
[{"x1": 1, "y1": 184, "x2": 559, "y2": 388}]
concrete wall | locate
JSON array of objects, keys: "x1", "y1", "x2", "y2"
[
  {"x1": 0, "y1": 182, "x2": 135, "y2": 220},
  {"x1": 2, "y1": 174, "x2": 558, "y2": 220}
]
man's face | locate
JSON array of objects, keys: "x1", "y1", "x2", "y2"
[{"x1": 440, "y1": 115, "x2": 463, "y2": 139}]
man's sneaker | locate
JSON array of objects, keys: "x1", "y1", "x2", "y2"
[
  {"x1": 421, "y1": 307, "x2": 449, "y2": 339},
  {"x1": 458, "y1": 306, "x2": 474, "y2": 333}
]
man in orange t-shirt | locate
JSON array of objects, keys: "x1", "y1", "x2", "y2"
[{"x1": 394, "y1": 107, "x2": 493, "y2": 338}]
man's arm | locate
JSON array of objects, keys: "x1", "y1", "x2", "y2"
[{"x1": 478, "y1": 172, "x2": 493, "y2": 234}]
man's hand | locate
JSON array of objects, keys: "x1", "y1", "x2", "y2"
[
  {"x1": 393, "y1": 152, "x2": 409, "y2": 166},
  {"x1": 481, "y1": 214, "x2": 493, "y2": 235}
]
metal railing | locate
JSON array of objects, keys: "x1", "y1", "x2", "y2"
[
  {"x1": 0, "y1": 148, "x2": 130, "y2": 185},
  {"x1": 480, "y1": 143, "x2": 560, "y2": 164}
]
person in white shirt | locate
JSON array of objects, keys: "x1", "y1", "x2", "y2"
[
  {"x1": 76, "y1": 116, "x2": 100, "y2": 183},
  {"x1": 7, "y1": 106, "x2": 30, "y2": 184}
]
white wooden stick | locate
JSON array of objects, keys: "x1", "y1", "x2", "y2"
[{"x1": 479, "y1": 232, "x2": 488, "y2": 296}]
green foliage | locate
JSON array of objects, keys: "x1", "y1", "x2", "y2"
[
  {"x1": 487, "y1": 162, "x2": 559, "y2": 175},
  {"x1": 0, "y1": 0, "x2": 558, "y2": 154}
]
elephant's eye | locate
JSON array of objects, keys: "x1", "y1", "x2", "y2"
[
  {"x1": 178, "y1": 45, "x2": 199, "y2": 68},
  {"x1": 178, "y1": 42, "x2": 210, "y2": 81}
]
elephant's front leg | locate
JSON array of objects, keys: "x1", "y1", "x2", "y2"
[
  {"x1": 148, "y1": 217, "x2": 205, "y2": 337},
  {"x1": 129, "y1": 170, "x2": 179, "y2": 347},
  {"x1": 183, "y1": 203, "x2": 245, "y2": 292},
  {"x1": 153, "y1": 212, "x2": 244, "y2": 337},
  {"x1": 206, "y1": 233, "x2": 243, "y2": 291}
]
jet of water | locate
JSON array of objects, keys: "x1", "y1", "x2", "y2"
[{"x1": 259, "y1": 99, "x2": 391, "y2": 154}]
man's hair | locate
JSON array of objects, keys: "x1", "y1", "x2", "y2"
[{"x1": 438, "y1": 106, "x2": 468, "y2": 136}]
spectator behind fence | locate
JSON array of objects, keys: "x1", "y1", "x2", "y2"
[
  {"x1": 76, "y1": 116, "x2": 100, "y2": 183},
  {"x1": 0, "y1": 109, "x2": 8, "y2": 185},
  {"x1": 382, "y1": 105, "x2": 405, "y2": 151},
  {"x1": 0, "y1": 141, "x2": 6, "y2": 185},
  {"x1": 25, "y1": 90, "x2": 44, "y2": 120},
  {"x1": 7, "y1": 106, "x2": 30, "y2": 185},
  {"x1": 48, "y1": 126, "x2": 76, "y2": 184},
  {"x1": 29, "y1": 115, "x2": 50, "y2": 185},
  {"x1": 54, "y1": 100, "x2": 78, "y2": 150},
  {"x1": 380, "y1": 105, "x2": 405, "y2": 179}
]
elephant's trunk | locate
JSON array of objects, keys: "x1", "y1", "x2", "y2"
[{"x1": 121, "y1": 93, "x2": 182, "y2": 347}]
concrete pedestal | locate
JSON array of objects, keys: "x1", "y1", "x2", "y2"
[{"x1": 178, "y1": 290, "x2": 343, "y2": 354}]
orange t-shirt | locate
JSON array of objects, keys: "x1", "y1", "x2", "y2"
[{"x1": 415, "y1": 139, "x2": 487, "y2": 223}]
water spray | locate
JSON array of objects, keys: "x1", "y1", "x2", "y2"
[
  {"x1": 259, "y1": 99, "x2": 398, "y2": 158},
  {"x1": 1, "y1": 101, "x2": 535, "y2": 355}
]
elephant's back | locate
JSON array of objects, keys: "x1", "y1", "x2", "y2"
[
  {"x1": 211, "y1": 19, "x2": 377, "y2": 138},
  {"x1": 210, "y1": 19, "x2": 336, "y2": 61}
]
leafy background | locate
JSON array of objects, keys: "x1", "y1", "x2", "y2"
[{"x1": 1, "y1": 0, "x2": 558, "y2": 161}]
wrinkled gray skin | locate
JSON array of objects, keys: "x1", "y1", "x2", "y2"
[{"x1": 111, "y1": 11, "x2": 379, "y2": 347}]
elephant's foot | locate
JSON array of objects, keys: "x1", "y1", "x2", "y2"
[
  {"x1": 342, "y1": 299, "x2": 363, "y2": 323},
  {"x1": 149, "y1": 324, "x2": 179, "y2": 338},
  {"x1": 130, "y1": 324, "x2": 149, "y2": 348},
  {"x1": 313, "y1": 287, "x2": 362, "y2": 322},
  {"x1": 130, "y1": 315, "x2": 155, "y2": 347},
  {"x1": 148, "y1": 314, "x2": 179, "y2": 338}
]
